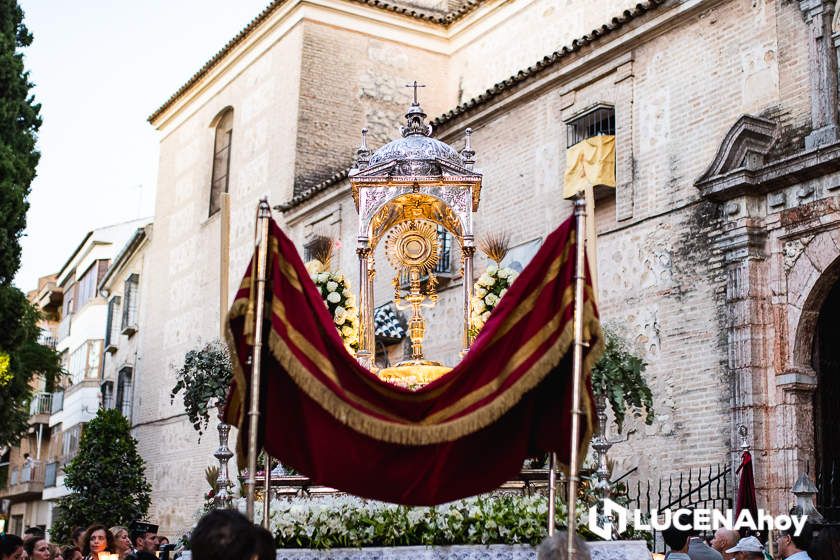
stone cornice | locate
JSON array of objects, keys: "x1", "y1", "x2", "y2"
[{"x1": 696, "y1": 141, "x2": 840, "y2": 202}]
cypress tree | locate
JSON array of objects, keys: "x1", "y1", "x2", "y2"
[
  {"x1": 0, "y1": 0, "x2": 61, "y2": 446},
  {"x1": 51, "y1": 409, "x2": 153, "y2": 543}
]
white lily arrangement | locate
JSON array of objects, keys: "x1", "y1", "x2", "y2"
[
  {"x1": 307, "y1": 261, "x2": 360, "y2": 352},
  {"x1": 470, "y1": 264, "x2": 518, "y2": 335}
]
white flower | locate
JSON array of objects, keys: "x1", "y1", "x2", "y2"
[
  {"x1": 305, "y1": 260, "x2": 324, "y2": 275},
  {"x1": 327, "y1": 292, "x2": 341, "y2": 304},
  {"x1": 345, "y1": 294, "x2": 356, "y2": 308},
  {"x1": 342, "y1": 325, "x2": 354, "y2": 337},
  {"x1": 507, "y1": 271, "x2": 518, "y2": 283},
  {"x1": 475, "y1": 287, "x2": 487, "y2": 298},
  {"x1": 326, "y1": 281, "x2": 339, "y2": 292},
  {"x1": 333, "y1": 273, "x2": 344, "y2": 283},
  {"x1": 496, "y1": 268, "x2": 509, "y2": 279},
  {"x1": 471, "y1": 297, "x2": 485, "y2": 313},
  {"x1": 343, "y1": 288, "x2": 353, "y2": 298},
  {"x1": 484, "y1": 293, "x2": 499, "y2": 307},
  {"x1": 317, "y1": 272, "x2": 329, "y2": 283},
  {"x1": 477, "y1": 273, "x2": 491, "y2": 286},
  {"x1": 499, "y1": 288, "x2": 508, "y2": 299},
  {"x1": 334, "y1": 307, "x2": 346, "y2": 324},
  {"x1": 486, "y1": 264, "x2": 498, "y2": 275},
  {"x1": 481, "y1": 311, "x2": 491, "y2": 322}
]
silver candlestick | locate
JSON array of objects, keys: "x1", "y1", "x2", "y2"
[{"x1": 214, "y1": 402, "x2": 234, "y2": 509}]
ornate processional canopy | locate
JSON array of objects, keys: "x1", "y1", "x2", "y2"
[{"x1": 349, "y1": 84, "x2": 482, "y2": 375}]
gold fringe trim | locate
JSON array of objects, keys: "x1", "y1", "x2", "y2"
[{"x1": 265, "y1": 302, "x2": 602, "y2": 447}]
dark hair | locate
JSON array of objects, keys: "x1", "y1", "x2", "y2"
[
  {"x1": 191, "y1": 509, "x2": 255, "y2": 560},
  {"x1": 71, "y1": 527, "x2": 85, "y2": 544},
  {"x1": 252, "y1": 526, "x2": 275, "y2": 560},
  {"x1": 24, "y1": 537, "x2": 48, "y2": 557},
  {"x1": 82, "y1": 524, "x2": 115, "y2": 556},
  {"x1": 61, "y1": 546, "x2": 80, "y2": 560},
  {"x1": 783, "y1": 524, "x2": 813, "y2": 552},
  {"x1": 809, "y1": 526, "x2": 840, "y2": 560},
  {"x1": 663, "y1": 522, "x2": 691, "y2": 552},
  {"x1": 1, "y1": 534, "x2": 24, "y2": 559},
  {"x1": 24, "y1": 526, "x2": 44, "y2": 537}
]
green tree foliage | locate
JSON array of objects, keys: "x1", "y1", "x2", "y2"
[
  {"x1": 0, "y1": 0, "x2": 61, "y2": 447},
  {"x1": 591, "y1": 328, "x2": 655, "y2": 432},
  {"x1": 51, "y1": 409, "x2": 152, "y2": 544}
]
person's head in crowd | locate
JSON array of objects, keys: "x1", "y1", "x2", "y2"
[
  {"x1": 23, "y1": 537, "x2": 51, "y2": 560},
  {"x1": 82, "y1": 524, "x2": 114, "y2": 559},
  {"x1": 251, "y1": 526, "x2": 275, "y2": 560},
  {"x1": 777, "y1": 525, "x2": 813, "y2": 559},
  {"x1": 60, "y1": 547, "x2": 81, "y2": 560},
  {"x1": 663, "y1": 516, "x2": 692, "y2": 555},
  {"x1": 129, "y1": 521, "x2": 158, "y2": 554},
  {"x1": 191, "y1": 510, "x2": 256, "y2": 560},
  {"x1": 23, "y1": 528, "x2": 44, "y2": 541},
  {"x1": 711, "y1": 529, "x2": 741, "y2": 559},
  {"x1": 1, "y1": 534, "x2": 25, "y2": 560},
  {"x1": 809, "y1": 526, "x2": 840, "y2": 560},
  {"x1": 108, "y1": 527, "x2": 130, "y2": 557},
  {"x1": 536, "y1": 530, "x2": 591, "y2": 560},
  {"x1": 156, "y1": 537, "x2": 169, "y2": 547},
  {"x1": 725, "y1": 536, "x2": 764, "y2": 560},
  {"x1": 70, "y1": 529, "x2": 85, "y2": 553}
]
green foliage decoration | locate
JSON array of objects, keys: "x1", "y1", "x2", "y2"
[
  {"x1": 51, "y1": 408, "x2": 152, "y2": 543},
  {"x1": 170, "y1": 340, "x2": 233, "y2": 439},
  {"x1": 0, "y1": 1, "x2": 62, "y2": 447},
  {"x1": 591, "y1": 327, "x2": 655, "y2": 432}
]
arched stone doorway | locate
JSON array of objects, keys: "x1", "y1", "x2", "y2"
[{"x1": 814, "y1": 274, "x2": 840, "y2": 518}]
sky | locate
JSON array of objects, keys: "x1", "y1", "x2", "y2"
[{"x1": 14, "y1": 0, "x2": 269, "y2": 291}]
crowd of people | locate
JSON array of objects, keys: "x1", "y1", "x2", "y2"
[
  {"x1": 0, "y1": 521, "x2": 170, "y2": 560},
  {"x1": 664, "y1": 516, "x2": 840, "y2": 560},
  {"x1": 4, "y1": 510, "x2": 840, "y2": 560}
]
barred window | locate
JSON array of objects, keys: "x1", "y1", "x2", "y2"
[
  {"x1": 566, "y1": 105, "x2": 615, "y2": 148},
  {"x1": 104, "y1": 296, "x2": 121, "y2": 351},
  {"x1": 116, "y1": 366, "x2": 133, "y2": 421},
  {"x1": 121, "y1": 274, "x2": 139, "y2": 335},
  {"x1": 209, "y1": 108, "x2": 234, "y2": 216}
]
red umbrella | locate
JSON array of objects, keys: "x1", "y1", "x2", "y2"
[{"x1": 736, "y1": 450, "x2": 759, "y2": 537}]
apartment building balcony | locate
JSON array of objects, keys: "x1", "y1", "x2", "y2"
[
  {"x1": 57, "y1": 313, "x2": 72, "y2": 342},
  {"x1": 28, "y1": 392, "x2": 53, "y2": 426},
  {"x1": 0, "y1": 460, "x2": 44, "y2": 501}
]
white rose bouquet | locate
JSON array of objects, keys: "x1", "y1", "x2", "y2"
[
  {"x1": 470, "y1": 263, "x2": 518, "y2": 335},
  {"x1": 310, "y1": 269, "x2": 360, "y2": 352}
]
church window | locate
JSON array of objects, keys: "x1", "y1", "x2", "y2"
[{"x1": 209, "y1": 108, "x2": 234, "y2": 216}]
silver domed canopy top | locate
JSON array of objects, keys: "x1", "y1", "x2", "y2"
[
  {"x1": 350, "y1": 87, "x2": 482, "y2": 220},
  {"x1": 351, "y1": 98, "x2": 477, "y2": 179}
]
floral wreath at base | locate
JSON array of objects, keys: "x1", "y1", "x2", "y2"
[
  {"x1": 306, "y1": 261, "x2": 360, "y2": 352},
  {"x1": 470, "y1": 264, "x2": 519, "y2": 336}
]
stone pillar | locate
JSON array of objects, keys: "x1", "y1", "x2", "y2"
[
  {"x1": 614, "y1": 59, "x2": 635, "y2": 222},
  {"x1": 773, "y1": 372, "x2": 817, "y2": 514},
  {"x1": 800, "y1": 0, "x2": 840, "y2": 149},
  {"x1": 717, "y1": 207, "x2": 773, "y2": 506}
]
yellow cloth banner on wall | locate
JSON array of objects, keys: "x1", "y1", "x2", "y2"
[{"x1": 562, "y1": 135, "x2": 616, "y2": 199}]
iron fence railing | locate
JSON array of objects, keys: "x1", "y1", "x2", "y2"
[
  {"x1": 625, "y1": 463, "x2": 732, "y2": 552},
  {"x1": 28, "y1": 392, "x2": 53, "y2": 416}
]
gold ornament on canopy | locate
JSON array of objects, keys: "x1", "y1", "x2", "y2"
[{"x1": 386, "y1": 220, "x2": 440, "y2": 363}]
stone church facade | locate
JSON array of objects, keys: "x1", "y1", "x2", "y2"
[{"x1": 139, "y1": 0, "x2": 840, "y2": 534}]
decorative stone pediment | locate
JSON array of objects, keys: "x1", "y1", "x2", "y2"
[{"x1": 697, "y1": 115, "x2": 779, "y2": 183}]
